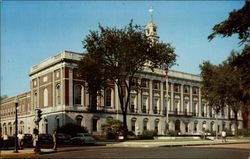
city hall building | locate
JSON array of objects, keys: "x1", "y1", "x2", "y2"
[{"x1": 0, "y1": 20, "x2": 243, "y2": 137}]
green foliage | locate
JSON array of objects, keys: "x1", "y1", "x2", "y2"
[
  {"x1": 57, "y1": 123, "x2": 88, "y2": 137},
  {"x1": 166, "y1": 130, "x2": 178, "y2": 136},
  {"x1": 101, "y1": 119, "x2": 124, "y2": 139},
  {"x1": 79, "y1": 21, "x2": 176, "y2": 140},
  {"x1": 140, "y1": 130, "x2": 157, "y2": 139},
  {"x1": 224, "y1": 128, "x2": 233, "y2": 136},
  {"x1": 238, "y1": 129, "x2": 250, "y2": 137},
  {"x1": 208, "y1": 1, "x2": 250, "y2": 45}
]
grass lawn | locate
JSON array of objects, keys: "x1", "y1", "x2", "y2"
[{"x1": 227, "y1": 137, "x2": 250, "y2": 140}]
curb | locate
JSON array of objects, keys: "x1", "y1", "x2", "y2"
[
  {"x1": 160, "y1": 141, "x2": 250, "y2": 148},
  {"x1": 1, "y1": 150, "x2": 57, "y2": 158},
  {"x1": 1, "y1": 152, "x2": 37, "y2": 158},
  {"x1": 106, "y1": 141, "x2": 250, "y2": 148}
]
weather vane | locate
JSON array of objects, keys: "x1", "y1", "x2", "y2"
[{"x1": 148, "y1": 8, "x2": 154, "y2": 21}]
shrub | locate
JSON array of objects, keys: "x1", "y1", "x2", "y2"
[
  {"x1": 57, "y1": 123, "x2": 88, "y2": 137},
  {"x1": 140, "y1": 130, "x2": 157, "y2": 139},
  {"x1": 128, "y1": 131, "x2": 135, "y2": 136},
  {"x1": 224, "y1": 128, "x2": 233, "y2": 136},
  {"x1": 238, "y1": 129, "x2": 250, "y2": 136},
  {"x1": 101, "y1": 119, "x2": 123, "y2": 139},
  {"x1": 166, "y1": 130, "x2": 178, "y2": 136}
]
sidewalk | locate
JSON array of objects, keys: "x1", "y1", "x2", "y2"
[
  {"x1": 103, "y1": 139, "x2": 250, "y2": 148},
  {"x1": 0, "y1": 148, "x2": 55, "y2": 158}
]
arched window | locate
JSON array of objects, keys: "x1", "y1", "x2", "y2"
[
  {"x1": 202, "y1": 121, "x2": 206, "y2": 132},
  {"x1": 194, "y1": 121, "x2": 198, "y2": 132},
  {"x1": 8, "y1": 122, "x2": 12, "y2": 136},
  {"x1": 210, "y1": 121, "x2": 214, "y2": 131},
  {"x1": 44, "y1": 119, "x2": 48, "y2": 134},
  {"x1": 143, "y1": 118, "x2": 148, "y2": 131},
  {"x1": 92, "y1": 116, "x2": 99, "y2": 132},
  {"x1": 56, "y1": 84, "x2": 61, "y2": 106},
  {"x1": 74, "y1": 85, "x2": 82, "y2": 105},
  {"x1": 19, "y1": 121, "x2": 24, "y2": 133},
  {"x1": 44, "y1": 88, "x2": 48, "y2": 107},
  {"x1": 130, "y1": 96, "x2": 136, "y2": 112},
  {"x1": 105, "y1": 88, "x2": 112, "y2": 107},
  {"x1": 175, "y1": 120, "x2": 180, "y2": 132},
  {"x1": 3, "y1": 123, "x2": 7, "y2": 134},
  {"x1": 76, "y1": 115, "x2": 83, "y2": 126},
  {"x1": 154, "y1": 119, "x2": 159, "y2": 133},
  {"x1": 131, "y1": 118, "x2": 137, "y2": 132}
]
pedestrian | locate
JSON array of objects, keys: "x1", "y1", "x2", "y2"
[
  {"x1": 17, "y1": 131, "x2": 24, "y2": 149},
  {"x1": 52, "y1": 130, "x2": 57, "y2": 151},
  {"x1": 32, "y1": 128, "x2": 39, "y2": 152},
  {"x1": 2, "y1": 133, "x2": 9, "y2": 150},
  {"x1": 221, "y1": 130, "x2": 227, "y2": 142}
]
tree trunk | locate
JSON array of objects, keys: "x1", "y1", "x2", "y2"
[
  {"x1": 242, "y1": 104, "x2": 249, "y2": 128},
  {"x1": 234, "y1": 110, "x2": 238, "y2": 136},
  {"x1": 123, "y1": 111, "x2": 128, "y2": 140},
  {"x1": 90, "y1": 92, "x2": 97, "y2": 111}
]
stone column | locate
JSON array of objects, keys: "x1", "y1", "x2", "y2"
[
  {"x1": 137, "y1": 79, "x2": 142, "y2": 113},
  {"x1": 60, "y1": 67, "x2": 64, "y2": 107},
  {"x1": 115, "y1": 82, "x2": 121, "y2": 114},
  {"x1": 52, "y1": 70, "x2": 55, "y2": 108},
  {"x1": 198, "y1": 87, "x2": 202, "y2": 117},
  {"x1": 37, "y1": 77, "x2": 40, "y2": 109},
  {"x1": 69, "y1": 67, "x2": 74, "y2": 106},
  {"x1": 30, "y1": 79, "x2": 34, "y2": 111},
  {"x1": 190, "y1": 86, "x2": 193, "y2": 114},
  {"x1": 149, "y1": 79, "x2": 153, "y2": 114},
  {"x1": 160, "y1": 81, "x2": 164, "y2": 115},
  {"x1": 170, "y1": 83, "x2": 174, "y2": 112},
  {"x1": 181, "y1": 84, "x2": 184, "y2": 113}
]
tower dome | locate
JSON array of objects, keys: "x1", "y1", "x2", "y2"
[{"x1": 146, "y1": 9, "x2": 159, "y2": 43}]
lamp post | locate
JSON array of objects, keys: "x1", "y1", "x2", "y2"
[
  {"x1": 213, "y1": 105, "x2": 220, "y2": 140},
  {"x1": 14, "y1": 98, "x2": 19, "y2": 153}
]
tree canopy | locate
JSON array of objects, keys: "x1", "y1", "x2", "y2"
[
  {"x1": 78, "y1": 21, "x2": 176, "y2": 139},
  {"x1": 200, "y1": 47, "x2": 250, "y2": 133},
  {"x1": 208, "y1": 1, "x2": 250, "y2": 45}
]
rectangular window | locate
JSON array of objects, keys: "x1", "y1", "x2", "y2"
[
  {"x1": 92, "y1": 119, "x2": 98, "y2": 131},
  {"x1": 141, "y1": 79, "x2": 148, "y2": 88}
]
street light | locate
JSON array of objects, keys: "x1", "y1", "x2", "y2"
[
  {"x1": 14, "y1": 98, "x2": 19, "y2": 153},
  {"x1": 213, "y1": 105, "x2": 220, "y2": 140}
]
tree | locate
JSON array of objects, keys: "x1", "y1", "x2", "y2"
[
  {"x1": 77, "y1": 53, "x2": 108, "y2": 111},
  {"x1": 208, "y1": 1, "x2": 250, "y2": 45},
  {"x1": 200, "y1": 52, "x2": 250, "y2": 135},
  {"x1": 79, "y1": 21, "x2": 176, "y2": 140},
  {"x1": 207, "y1": 1, "x2": 250, "y2": 130},
  {"x1": 101, "y1": 119, "x2": 123, "y2": 139},
  {"x1": 228, "y1": 46, "x2": 250, "y2": 128}
]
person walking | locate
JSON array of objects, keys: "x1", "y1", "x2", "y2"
[
  {"x1": 2, "y1": 133, "x2": 9, "y2": 150},
  {"x1": 52, "y1": 130, "x2": 57, "y2": 151},
  {"x1": 17, "y1": 131, "x2": 24, "y2": 149},
  {"x1": 221, "y1": 130, "x2": 227, "y2": 142}
]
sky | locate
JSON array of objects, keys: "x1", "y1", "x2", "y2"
[{"x1": 1, "y1": 1, "x2": 245, "y2": 97}]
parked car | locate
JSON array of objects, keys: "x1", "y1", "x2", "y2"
[
  {"x1": 57, "y1": 133, "x2": 71, "y2": 144},
  {"x1": 38, "y1": 134, "x2": 53, "y2": 144},
  {"x1": 23, "y1": 134, "x2": 32, "y2": 143},
  {"x1": 70, "y1": 133, "x2": 95, "y2": 145}
]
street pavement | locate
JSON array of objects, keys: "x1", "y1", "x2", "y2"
[{"x1": 1, "y1": 139, "x2": 249, "y2": 158}]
